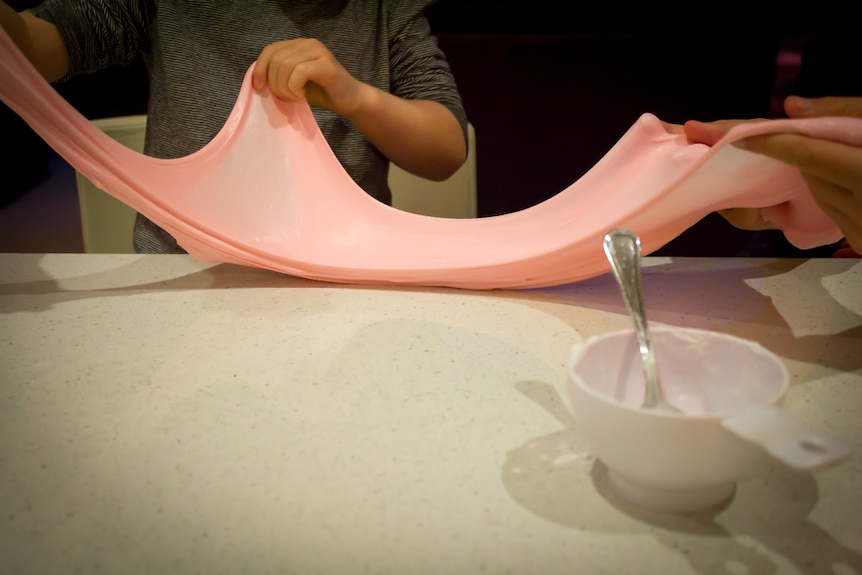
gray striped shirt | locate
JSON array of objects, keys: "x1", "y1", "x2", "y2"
[{"x1": 34, "y1": 0, "x2": 468, "y2": 253}]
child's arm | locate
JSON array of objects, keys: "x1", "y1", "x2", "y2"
[{"x1": 0, "y1": 2, "x2": 68, "y2": 81}]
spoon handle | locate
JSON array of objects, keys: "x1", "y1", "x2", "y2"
[{"x1": 602, "y1": 229, "x2": 661, "y2": 408}]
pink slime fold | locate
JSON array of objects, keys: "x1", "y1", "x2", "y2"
[{"x1": 0, "y1": 28, "x2": 855, "y2": 289}]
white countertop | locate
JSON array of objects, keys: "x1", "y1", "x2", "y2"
[{"x1": 1, "y1": 254, "x2": 860, "y2": 574}]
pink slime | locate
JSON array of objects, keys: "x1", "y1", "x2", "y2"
[{"x1": 0, "y1": 28, "x2": 855, "y2": 289}]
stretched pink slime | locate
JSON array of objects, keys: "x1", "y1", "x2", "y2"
[{"x1": 0, "y1": 28, "x2": 854, "y2": 289}]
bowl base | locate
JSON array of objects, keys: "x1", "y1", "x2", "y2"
[{"x1": 607, "y1": 469, "x2": 736, "y2": 513}]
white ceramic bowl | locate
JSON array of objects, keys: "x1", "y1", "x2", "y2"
[{"x1": 565, "y1": 326, "x2": 832, "y2": 513}]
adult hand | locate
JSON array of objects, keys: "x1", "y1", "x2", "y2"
[
  {"x1": 679, "y1": 97, "x2": 862, "y2": 252},
  {"x1": 252, "y1": 38, "x2": 366, "y2": 117},
  {"x1": 731, "y1": 96, "x2": 862, "y2": 252},
  {"x1": 682, "y1": 119, "x2": 754, "y2": 147},
  {"x1": 672, "y1": 117, "x2": 777, "y2": 231}
]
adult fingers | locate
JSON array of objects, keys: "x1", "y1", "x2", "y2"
[
  {"x1": 661, "y1": 121, "x2": 685, "y2": 135},
  {"x1": 738, "y1": 132, "x2": 862, "y2": 194},
  {"x1": 683, "y1": 119, "x2": 751, "y2": 146},
  {"x1": 785, "y1": 95, "x2": 862, "y2": 119},
  {"x1": 717, "y1": 208, "x2": 778, "y2": 231},
  {"x1": 800, "y1": 172, "x2": 862, "y2": 252}
]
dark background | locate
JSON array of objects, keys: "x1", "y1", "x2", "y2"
[{"x1": 2, "y1": 2, "x2": 851, "y2": 256}]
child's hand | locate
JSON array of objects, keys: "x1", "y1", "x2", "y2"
[{"x1": 252, "y1": 38, "x2": 366, "y2": 116}]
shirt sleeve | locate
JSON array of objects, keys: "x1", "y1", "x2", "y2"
[
  {"x1": 30, "y1": 0, "x2": 152, "y2": 81},
  {"x1": 387, "y1": 0, "x2": 469, "y2": 144}
]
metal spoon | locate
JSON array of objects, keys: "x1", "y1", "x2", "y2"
[{"x1": 602, "y1": 228, "x2": 681, "y2": 414}]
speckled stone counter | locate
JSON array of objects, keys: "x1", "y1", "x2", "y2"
[{"x1": 1, "y1": 254, "x2": 860, "y2": 575}]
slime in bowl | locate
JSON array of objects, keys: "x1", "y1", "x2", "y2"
[
  {"x1": 565, "y1": 327, "x2": 852, "y2": 513},
  {"x1": 1, "y1": 27, "x2": 859, "y2": 289}
]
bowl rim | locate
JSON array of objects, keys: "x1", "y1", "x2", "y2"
[{"x1": 565, "y1": 325, "x2": 790, "y2": 420}]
